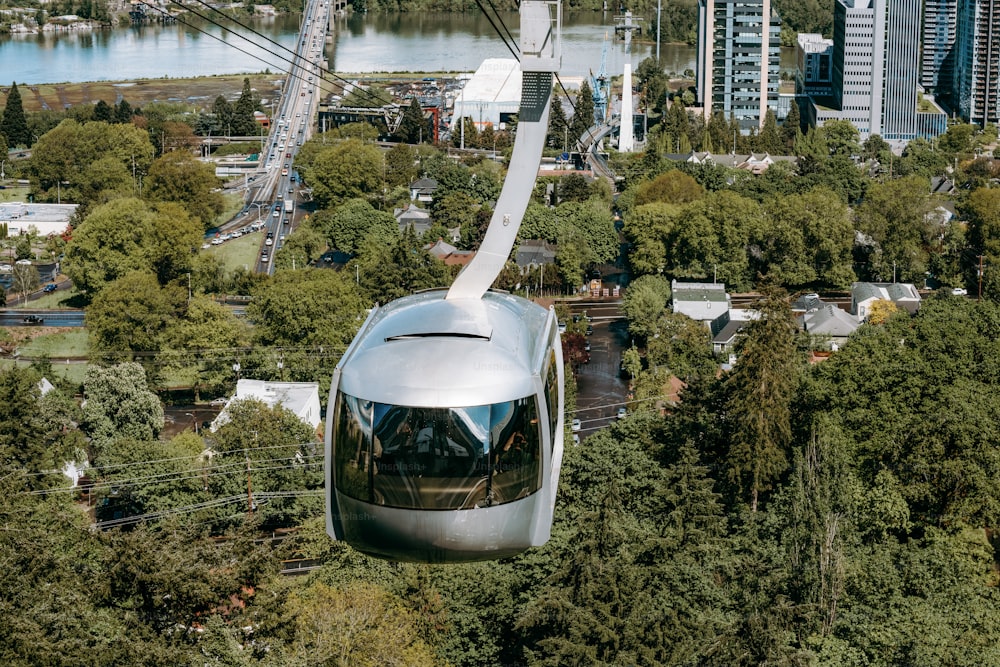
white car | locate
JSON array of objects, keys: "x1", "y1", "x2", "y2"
[
  {"x1": 616, "y1": 407, "x2": 627, "y2": 420},
  {"x1": 571, "y1": 418, "x2": 581, "y2": 432},
  {"x1": 265, "y1": 237, "x2": 273, "y2": 246},
  {"x1": 952, "y1": 287, "x2": 968, "y2": 296},
  {"x1": 572, "y1": 434, "x2": 580, "y2": 446},
  {"x1": 0, "y1": 264, "x2": 11, "y2": 272}
]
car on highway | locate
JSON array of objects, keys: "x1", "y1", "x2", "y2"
[
  {"x1": 273, "y1": 209, "x2": 280, "y2": 217},
  {"x1": 265, "y1": 237, "x2": 273, "y2": 246},
  {"x1": 282, "y1": 168, "x2": 288, "y2": 176},
  {"x1": 23, "y1": 315, "x2": 44, "y2": 325},
  {"x1": 260, "y1": 251, "x2": 270, "y2": 263}
]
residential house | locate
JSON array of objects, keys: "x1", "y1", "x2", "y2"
[
  {"x1": 515, "y1": 239, "x2": 557, "y2": 270},
  {"x1": 211, "y1": 379, "x2": 322, "y2": 432},
  {"x1": 851, "y1": 281, "x2": 922, "y2": 321},
  {"x1": 425, "y1": 238, "x2": 475, "y2": 266},
  {"x1": 801, "y1": 303, "x2": 860, "y2": 350},
  {"x1": 409, "y1": 177, "x2": 438, "y2": 203},
  {"x1": 710, "y1": 308, "x2": 760, "y2": 356},
  {"x1": 672, "y1": 279, "x2": 731, "y2": 324},
  {"x1": 394, "y1": 204, "x2": 433, "y2": 235}
]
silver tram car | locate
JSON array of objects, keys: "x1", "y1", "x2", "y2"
[{"x1": 325, "y1": 289, "x2": 564, "y2": 562}]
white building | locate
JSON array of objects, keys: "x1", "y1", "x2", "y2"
[
  {"x1": 211, "y1": 379, "x2": 322, "y2": 432},
  {"x1": 0, "y1": 202, "x2": 78, "y2": 237},
  {"x1": 451, "y1": 58, "x2": 522, "y2": 131}
]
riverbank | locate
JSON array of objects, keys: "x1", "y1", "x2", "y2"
[{"x1": 1, "y1": 71, "x2": 463, "y2": 113}]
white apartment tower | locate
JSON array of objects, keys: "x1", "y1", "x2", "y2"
[
  {"x1": 696, "y1": 0, "x2": 782, "y2": 133},
  {"x1": 829, "y1": 0, "x2": 921, "y2": 140}
]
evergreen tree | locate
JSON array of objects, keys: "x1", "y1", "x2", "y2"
[
  {"x1": 756, "y1": 108, "x2": 782, "y2": 155},
  {"x1": 546, "y1": 98, "x2": 570, "y2": 151},
  {"x1": 232, "y1": 77, "x2": 258, "y2": 137},
  {"x1": 397, "y1": 97, "x2": 427, "y2": 144},
  {"x1": 569, "y1": 80, "x2": 595, "y2": 145},
  {"x1": 114, "y1": 99, "x2": 133, "y2": 124},
  {"x1": 722, "y1": 286, "x2": 802, "y2": 511},
  {"x1": 782, "y1": 99, "x2": 801, "y2": 151},
  {"x1": 93, "y1": 99, "x2": 113, "y2": 123},
  {"x1": 0, "y1": 82, "x2": 30, "y2": 148}
]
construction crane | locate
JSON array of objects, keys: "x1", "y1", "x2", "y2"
[{"x1": 589, "y1": 35, "x2": 611, "y2": 125}]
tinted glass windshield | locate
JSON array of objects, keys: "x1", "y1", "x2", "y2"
[{"x1": 334, "y1": 393, "x2": 541, "y2": 510}]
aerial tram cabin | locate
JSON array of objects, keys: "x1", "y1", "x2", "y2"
[{"x1": 325, "y1": 0, "x2": 565, "y2": 563}]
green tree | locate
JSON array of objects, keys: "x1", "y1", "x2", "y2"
[
  {"x1": 397, "y1": 96, "x2": 428, "y2": 144},
  {"x1": 248, "y1": 267, "x2": 370, "y2": 350},
  {"x1": 723, "y1": 288, "x2": 802, "y2": 511},
  {"x1": 283, "y1": 581, "x2": 438, "y2": 666},
  {"x1": 620, "y1": 274, "x2": 672, "y2": 341},
  {"x1": 570, "y1": 80, "x2": 595, "y2": 144},
  {"x1": 633, "y1": 169, "x2": 704, "y2": 206},
  {"x1": 0, "y1": 82, "x2": 30, "y2": 148},
  {"x1": 383, "y1": 142, "x2": 418, "y2": 188},
  {"x1": 307, "y1": 138, "x2": 384, "y2": 208},
  {"x1": 547, "y1": 96, "x2": 570, "y2": 151},
  {"x1": 144, "y1": 150, "x2": 225, "y2": 229},
  {"x1": 314, "y1": 197, "x2": 398, "y2": 255},
  {"x1": 781, "y1": 100, "x2": 800, "y2": 151},
  {"x1": 358, "y1": 226, "x2": 449, "y2": 303},
  {"x1": 86, "y1": 270, "x2": 185, "y2": 362},
  {"x1": 231, "y1": 77, "x2": 258, "y2": 137},
  {"x1": 82, "y1": 362, "x2": 164, "y2": 454},
  {"x1": 93, "y1": 99, "x2": 113, "y2": 123},
  {"x1": 65, "y1": 198, "x2": 201, "y2": 297}
]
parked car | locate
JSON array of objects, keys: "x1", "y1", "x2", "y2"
[
  {"x1": 616, "y1": 407, "x2": 627, "y2": 420},
  {"x1": 952, "y1": 287, "x2": 968, "y2": 296},
  {"x1": 571, "y1": 418, "x2": 581, "y2": 432},
  {"x1": 42, "y1": 283, "x2": 57, "y2": 293}
]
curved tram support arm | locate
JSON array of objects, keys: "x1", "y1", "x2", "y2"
[{"x1": 447, "y1": 1, "x2": 562, "y2": 302}]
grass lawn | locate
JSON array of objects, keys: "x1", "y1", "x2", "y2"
[
  {"x1": 204, "y1": 228, "x2": 267, "y2": 274},
  {"x1": 0, "y1": 185, "x2": 30, "y2": 202},
  {"x1": 18, "y1": 329, "x2": 89, "y2": 358},
  {"x1": 0, "y1": 358, "x2": 89, "y2": 386}
]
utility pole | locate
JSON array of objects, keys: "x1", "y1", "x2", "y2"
[
  {"x1": 979, "y1": 254, "x2": 984, "y2": 301},
  {"x1": 246, "y1": 453, "x2": 255, "y2": 516},
  {"x1": 656, "y1": 0, "x2": 661, "y2": 62}
]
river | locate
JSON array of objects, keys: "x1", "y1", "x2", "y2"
[{"x1": 0, "y1": 11, "x2": 795, "y2": 85}]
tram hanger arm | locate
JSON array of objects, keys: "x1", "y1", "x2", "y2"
[{"x1": 446, "y1": 0, "x2": 562, "y2": 302}]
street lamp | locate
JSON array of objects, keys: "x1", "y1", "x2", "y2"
[
  {"x1": 185, "y1": 412, "x2": 198, "y2": 435},
  {"x1": 251, "y1": 202, "x2": 265, "y2": 223},
  {"x1": 1, "y1": 159, "x2": 5, "y2": 182}
]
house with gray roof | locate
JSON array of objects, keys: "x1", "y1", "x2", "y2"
[
  {"x1": 710, "y1": 309, "x2": 759, "y2": 356},
  {"x1": 851, "y1": 282, "x2": 921, "y2": 321},
  {"x1": 672, "y1": 279, "x2": 731, "y2": 324},
  {"x1": 394, "y1": 204, "x2": 433, "y2": 235},
  {"x1": 801, "y1": 304, "x2": 859, "y2": 350},
  {"x1": 515, "y1": 239, "x2": 557, "y2": 269},
  {"x1": 409, "y1": 177, "x2": 438, "y2": 203}
]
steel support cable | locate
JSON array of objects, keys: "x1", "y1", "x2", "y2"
[{"x1": 178, "y1": 0, "x2": 391, "y2": 108}]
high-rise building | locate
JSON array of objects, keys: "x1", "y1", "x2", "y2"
[
  {"x1": 808, "y1": 0, "x2": 926, "y2": 142},
  {"x1": 953, "y1": 0, "x2": 1000, "y2": 127},
  {"x1": 796, "y1": 33, "x2": 834, "y2": 96},
  {"x1": 922, "y1": 0, "x2": 958, "y2": 95},
  {"x1": 696, "y1": 0, "x2": 782, "y2": 133}
]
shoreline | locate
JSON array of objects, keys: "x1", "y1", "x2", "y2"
[{"x1": 2, "y1": 71, "x2": 469, "y2": 113}]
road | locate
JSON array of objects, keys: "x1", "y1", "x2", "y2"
[
  {"x1": 566, "y1": 299, "x2": 630, "y2": 440},
  {"x1": 239, "y1": 0, "x2": 330, "y2": 275}
]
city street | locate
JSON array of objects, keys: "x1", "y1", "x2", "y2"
[{"x1": 566, "y1": 299, "x2": 630, "y2": 440}]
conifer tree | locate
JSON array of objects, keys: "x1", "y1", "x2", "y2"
[
  {"x1": 782, "y1": 100, "x2": 801, "y2": 151},
  {"x1": 0, "y1": 82, "x2": 30, "y2": 148},
  {"x1": 232, "y1": 77, "x2": 258, "y2": 137},
  {"x1": 397, "y1": 97, "x2": 427, "y2": 144},
  {"x1": 722, "y1": 285, "x2": 802, "y2": 512},
  {"x1": 93, "y1": 99, "x2": 113, "y2": 123},
  {"x1": 114, "y1": 99, "x2": 133, "y2": 124},
  {"x1": 569, "y1": 80, "x2": 595, "y2": 144},
  {"x1": 546, "y1": 97, "x2": 570, "y2": 151}
]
